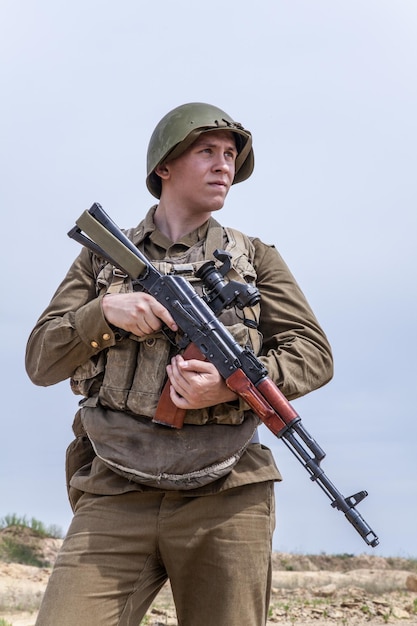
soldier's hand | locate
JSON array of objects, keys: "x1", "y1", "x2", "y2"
[
  {"x1": 102, "y1": 292, "x2": 178, "y2": 337},
  {"x1": 166, "y1": 355, "x2": 238, "y2": 409}
]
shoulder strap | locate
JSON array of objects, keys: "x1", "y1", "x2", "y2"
[{"x1": 223, "y1": 227, "x2": 261, "y2": 354}]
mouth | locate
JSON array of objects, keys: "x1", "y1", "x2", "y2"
[{"x1": 209, "y1": 180, "x2": 228, "y2": 189}]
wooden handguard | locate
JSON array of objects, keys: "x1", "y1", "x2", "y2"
[
  {"x1": 225, "y1": 369, "x2": 299, "y2": 436},
  {"x1": 153, "y1": 346, "x2": 300, "y2": 436},
  {"x1": 152, "y1": 343, "x2": 207, "y2": 428}
]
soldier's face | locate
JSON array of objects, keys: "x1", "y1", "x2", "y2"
[{"x1": 160, "y1": 130, "x2": 237, "y2": 213}]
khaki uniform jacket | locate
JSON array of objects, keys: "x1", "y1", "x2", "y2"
[{"x1": 26, "y1": 207, "x2": 333, "y2": 499}]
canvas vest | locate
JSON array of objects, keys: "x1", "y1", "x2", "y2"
[
  {"x1": 67, "y1": 218, "x2": 263, "y2": 493},
  {"x1": 70, "y1": 219, "x2": 262, "y2": 426}
]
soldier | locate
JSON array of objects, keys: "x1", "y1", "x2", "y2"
[{"x1": 26, "y1": 102, "x2": 333, "y2": 625}]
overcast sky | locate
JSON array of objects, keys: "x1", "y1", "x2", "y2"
[{"x1": 1, "y1": 0, "x2": 416, "y2": 557}]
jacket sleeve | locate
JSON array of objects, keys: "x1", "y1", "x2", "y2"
[
  {"x1": 253, "y1": 238, "x2": 333, "y2": 400},
  {"x1": 25, "y1": 247, "x2": 118, "y2": 386}
]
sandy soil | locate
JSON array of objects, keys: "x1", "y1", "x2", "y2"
[{"x1": 1, "y1": 528, "x2": 416, "y2": 625}]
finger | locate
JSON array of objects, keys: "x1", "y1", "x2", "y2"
[
  {"x1": 167, "y1": 358, "x2": 189, "y2": 394},
  {"x1": 176, "y1": 357, "x2": 214, "y2": 374},
  {"x1": 150, "y1": 300, "x2": 178, "y2": 332},
  {"x1": 169, "y1": 384, "x2": 189, "y2": 409}
]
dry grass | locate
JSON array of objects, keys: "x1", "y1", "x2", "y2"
[{"x1": 1, "y1": 517, "x2": 417, "y2": 625}]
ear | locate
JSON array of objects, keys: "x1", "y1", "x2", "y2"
[{"x1": 155, "y1": 162, "x2": 170, "y2": 180}]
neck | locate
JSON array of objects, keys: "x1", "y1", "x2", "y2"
[{"x1": 153, "y1": 201, "x2": 212, "y2": 242}]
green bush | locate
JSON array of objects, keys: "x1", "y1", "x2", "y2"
[
  {"x1": 0, "y1": 513, "x2": 62, "y2": 567},
  {"x1": 0, "y1": 536, "x2": 49, "y2": 567},
  {"x1": 0, "y1": 514, "x2": 62, "y2": 539}
]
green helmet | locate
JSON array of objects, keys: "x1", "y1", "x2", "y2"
[{"x1": 146, "y1": 102, "x2": 254, "y2": 199}]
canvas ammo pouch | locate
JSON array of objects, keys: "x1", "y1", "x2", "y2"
[{"x1": 80, "y1": 400, "x2": 259, "y2": 490}]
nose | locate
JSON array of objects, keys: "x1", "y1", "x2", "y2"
[{"x1": 213, "y1": 154, "x2": 232, "y2": 174}]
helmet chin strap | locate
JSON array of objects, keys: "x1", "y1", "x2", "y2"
[{"x1": 235, "y1": 133, "x2": 253, "y2": 175}]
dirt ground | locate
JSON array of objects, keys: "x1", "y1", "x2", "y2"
[{"x1": 1, "y1": 528, "x2": 416, "y2": 625}]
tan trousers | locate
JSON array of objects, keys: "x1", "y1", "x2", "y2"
[{"x1": 36, "y1": 481, "x2": 275, "y2": 626}]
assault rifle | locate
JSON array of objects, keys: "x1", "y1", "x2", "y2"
[{"x1": 68, "y1": 202, "x2": 379, "y2": 548}]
